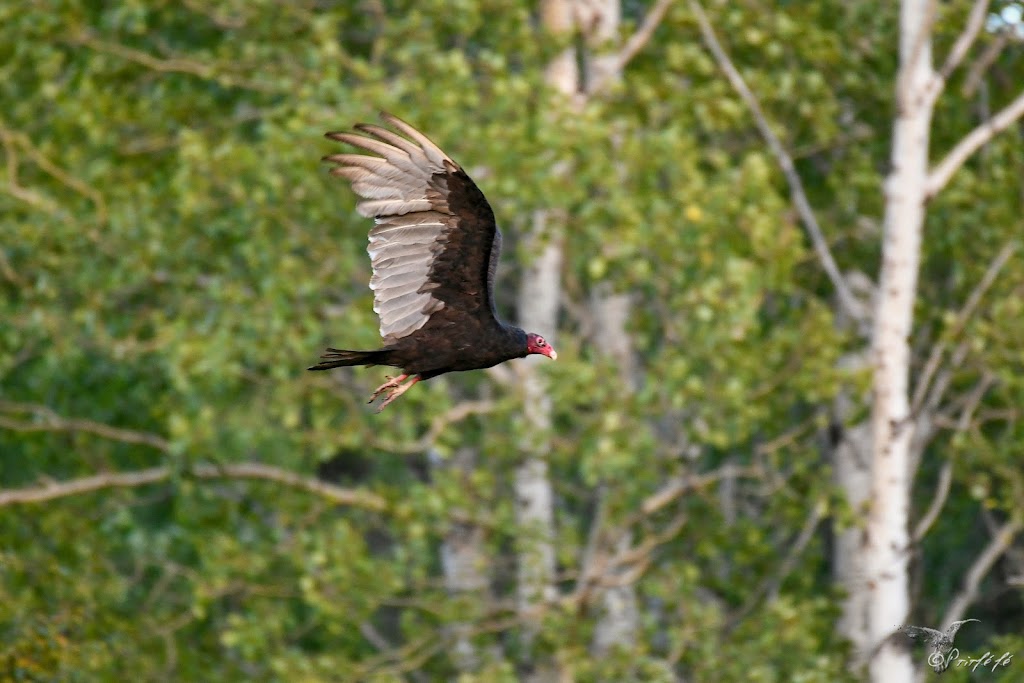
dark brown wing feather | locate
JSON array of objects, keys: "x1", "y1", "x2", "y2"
[
  {"x1": 324, "y1": 113, "x2": 503, "y2": 347},
  {"x1": 898, "y1": 625, "x2": 942, "y2": 644}
]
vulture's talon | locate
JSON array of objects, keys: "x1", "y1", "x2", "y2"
[
  {"x1": 374, "y1": 375, "x2": 421, "y2": 412},
  {"x1": 368, "y1": 373, "x2": 408, "y2": 402}
]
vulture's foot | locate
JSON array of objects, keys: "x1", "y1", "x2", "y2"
[
  {"x1": 368, "y1": 374, "x2": 408, "y2": 403},
  {"x1": 375, "y1": 375, "x2": 421, "y2": 412}
]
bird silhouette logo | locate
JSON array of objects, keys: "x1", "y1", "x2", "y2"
[{"x1": 898, "y1": 618, "x2": 980, "y2": 673}]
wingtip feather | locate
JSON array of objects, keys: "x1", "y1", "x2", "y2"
[{"x1": 377, "y1": 113, "x2": 452, "y2": 166}]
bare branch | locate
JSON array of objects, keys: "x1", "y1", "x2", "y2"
[
  {"x1": 770, "y1": 498, "x2": 827, "y2": 603},
  {"x1": 70, "y1": 32, "x2": 214, "y2": 75},
  {"x1": 950, "y1": 372, "x2": 996, "y2": 433},
  {"x1": 612, "y1": 514, "x2": 688, "y2": 568},
  {"x1": 67, "y1": 32, "x2": 278, "y2": 93},
  {"x1": 926, "y1": 90, "x2": 1024, "y2": 197},
  {"x1": 0, "y1": 248, "x2": 25, "y2": 286},
  {"x1": 911, "y1": 460, "x2": 954, "y2": 543},
  {"x1": 620, "y1": 0, "x2": 674, "y2": 65},
  {"x1": 0, "y1": 127, "x2": 61, "y2": 215},
  {"x1": 941, "y1": 518, "x2": 1023, "y2": 626},
  {"x1": 359, "y1": 621, "x2": 395, "y2": 651},
  {"x1": 911, "y1": 241, "x2": 1016, "y2": 413},
  {"x1": 962, "y1": 31, "x2": 1009, "y2": 97},
  {"x1": 0, "y1": 462, "x2": 388, "y2": 511},
  {"x1": 359, "y1": 622, "x2": 429, "y2": 683},
  {"x1": 577, "y1": 512, "x2": 687, "y2": 604},
  {"x1": 0, "y1": 400, "x2": 171, "y2": 451},
  {"x1": 727, "y1": 498, "x2": 826, "y2": 631},
  {"x1": 0, "y1": 125, "x2": 109, "y2": 225},
  {"x1": 638, "y1": 464, "x2": 762, "y2": 518},
  {"x1": 935, "y1": 0, "x2": 990, "y2": 86},
  {"x1": 372, "y1": 400, "x2": 498, "y2": 454},
  {"x1": 181, "y1": 0, "x2": 248, "y2": 29},
  {"x1": 921, "y1": 340, "x2": 969, "y2": 419},
  {"x1": 688, "y1": 0, "x2": 865, "y2": 329}
]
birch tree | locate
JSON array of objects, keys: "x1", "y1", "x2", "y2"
[
  {"x1": 692, "y1": 1, "x2": 1024, "y2": 680},
  {"x1": 863, "y1": 1, "x2": 937, "y2": 678},
  {"x1": 511, "y1": 0, "x2": 572, "y2": 648},
  {"x1": 4, "y1": 1, "x2": 1024, "y2": 680},
  {"x1": 867, "y1": 1, "x2": 1024, "y2": 679}
]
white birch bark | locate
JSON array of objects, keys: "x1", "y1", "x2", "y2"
[
  {"x1": 864, "y1": 1, "x2": 935, "y2": 680},
  {"x1": 831, "y1": 409, "x2": 873, "y2": 664},
  {"x1": 438, "y1": 447, "x2": 488, "y2": 672},
  {"x1": 830, "y1": 274, "x2": 876, "y2": 664},
  {"x1": 577, "y1": 0, "x2": 643, "y2": 653},
  {"x1": 587, "y1": 286, "x2": 640, "y2": 655},
  {"x1": 514, "y1": 214, "x2": 561, "y2": 617},
  {"x1": 513, "y1": 0, "x2": 575, "y2": 633}
]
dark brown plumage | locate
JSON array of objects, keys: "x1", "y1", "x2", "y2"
[{"x1": 308, "y1": 113, "x2": 556, "y2": 411}]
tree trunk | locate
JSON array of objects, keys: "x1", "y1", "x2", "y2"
[
  {"x1": 587, "y1": 286, "x2": 640, "y2": 655},
  {"x1": 864, "y1": 1, "x2": 935, "y2": 680},
  {"x1": 831, "y1": 412, "x2": 873, "y2": 664},
  {"x1": 578, "y1": 0, "x2": 642, "y2": 654},
  {"x1": 513, "y1": 0, "x2": 575, "y2": 648},
  {"x1": 514, "y1": 212, "x2": 562, "y2": 630},
  {"x1": 438, "y1": 447, "x2": 488, "y2": 673}
]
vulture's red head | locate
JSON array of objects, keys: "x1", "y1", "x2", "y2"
[{"x1": 526, "y1": 333, "x2": 557, "y2": 360}]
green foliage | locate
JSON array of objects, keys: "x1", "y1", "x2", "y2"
[{"x1": 1, "y1": 1, "x2": 1022, "y2": 680}]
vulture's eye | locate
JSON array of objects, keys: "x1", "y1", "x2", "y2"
[{"x1": 537, "y1": 338, "x2": 545, "y2": 346}]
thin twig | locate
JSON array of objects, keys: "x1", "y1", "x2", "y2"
[
  {"x1": 588, "y1": 0, "x2": 675, "y2": 95},
  {"x1": 578, "y1": 513, "x2": 687, "y2": 605},
  {"x1": 69, "y1": 32, "x2": 214, "y2": 76},
  {"x1": 2, "y1": 125, "x2": 109, "y2": 225},
  {"x1": 920, "y1": 370, "x2": 994, "y2": 449},
  {"x1": 372, "y1": 400, "x2": 498, "y2": 454},
  {"x1": 911, "y1": 241, "x2": 1016, "y2": 413},
  {"x1": 68, "y1": 32, "x2": 278, "y2": 93},
  {"x1": 638, "y1": 464, "x2": 762, "y2": 518},
  {"x1": 911, "y1": 460, "x2": 954, "y2": 543},
  {"x1": 726, "y1": 498, "x2": 826, "y2": 631},
  {"x1": 0, "y1": 462, "x2": 387, "y2": 510},
  {"x1": 0, "y1": 127, "x2": 61, "y2": 215},
  {"x1": 0, "y1": 400, "x2": 171, "y2": 451},
  {"x1": 935, "y1": 0, "x2": 991, "y2": 85},
  {"x1": 940, "y1": 518, "x2": 1023, "y2": 626},
  {"x1": 962, "y1": 31, "x2": 1008, "y2": 97},
  {"x1": 359, "y1": 623, "x2": 429, "y2": 683},
  {"x1": 0, "y1": 248, "x2": 25, "y2": 286},
  {"x1": 922, "y1": 340, "x2": 970, "y2": 418},
  {"x1": 926, "y1": 89, "x2": 1024, "y2": 197},
  {"x1": 689, "y1": 0, "x2": 864, "y2": 329}
]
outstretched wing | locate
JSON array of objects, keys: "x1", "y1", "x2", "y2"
[
  {"x1": 898, "y1": 625, "x2": 942, "y2": 644},
  {"x1": 324, "y1": 113, "x2": 502, "y2": 345}
]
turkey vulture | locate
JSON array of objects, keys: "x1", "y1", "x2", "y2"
[
  {"x1": 308, "y1": 113, "x2": 557, "y2": 411},
  {"x1": 897, "y1": 619, "x2": 979, "y2": 673}
]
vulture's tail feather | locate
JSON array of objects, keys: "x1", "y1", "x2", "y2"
[{"x1": 308, "y1": 348, "x2": 391, "y2": 371}]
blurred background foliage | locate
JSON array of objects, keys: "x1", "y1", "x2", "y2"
[{"x1": 1, "y1": 0, "x2": 1022, "y2": 681}]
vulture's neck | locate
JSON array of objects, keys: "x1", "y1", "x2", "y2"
[{"x1": 500, "y1": 324, "x2": 529, "y2": 358}]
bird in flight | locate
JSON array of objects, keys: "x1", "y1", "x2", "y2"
[
  {"x1": 308, "y1": 113, "x2": 557, "y2": 411},
  {"x1": 898, "y1": 618, "x2": 979, "y2": 673}
]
